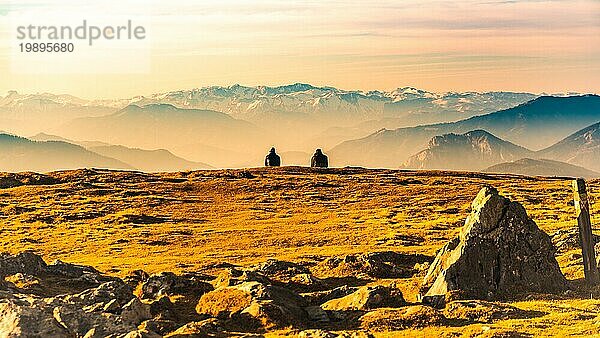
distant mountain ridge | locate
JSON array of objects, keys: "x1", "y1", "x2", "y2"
[
  {"x1": 0, "y1": 134, "x2": 132, "y2": 172},
  {"x1": 330, "y1": 95, "x2": 600, "y2": 168},
  {"x1": 30, "y1": 133, "x2": 213, "y2": 172},
  {"x1": 0, "y1": 85, "x2": 541, "y2": 157},
  {"x1": 53, "y1": 104, "x2": 265, "y2": 166},
  {"x1": 129, "y1": 84, "x2": 537, "y2": 127},
  {"x1": 485, "y1": 158, "x2": 599, "y2": 178},
  {"x1": 538, "y1": 121, "x2": 600, "y2": 172},
  {"x1": 402, "y1": 130, "x2": 533, "y2": 170},
  {"x1": 0, "y1": 86, "x2": 538, "y2": 138},
  {"x1": 90, "y1": 145, "x2": 212, "y2": 172}
]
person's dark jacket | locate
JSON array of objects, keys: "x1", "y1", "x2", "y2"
[
  {"x1": 311, "y1": 149, "x2": 328, "y2": 168},
  {"x1": 265, "y1": 152, "x2": 281, "y2": 166}
]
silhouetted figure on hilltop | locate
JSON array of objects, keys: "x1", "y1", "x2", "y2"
[
  {"x1": 265, "y1": 147, "x2": 281, "y2": 166},
  {"x1": 311, "y1": 149, "x2": 328, "y2": 168}
]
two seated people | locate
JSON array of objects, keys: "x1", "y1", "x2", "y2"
[{"x1": 265, "y1": 147, "x2": 328, "y2": 168}]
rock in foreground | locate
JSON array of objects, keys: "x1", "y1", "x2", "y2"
[{"x1": 421, "y1": 186, "x2": 567, "y2": 305}]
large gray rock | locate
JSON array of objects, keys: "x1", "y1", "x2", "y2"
[{"x1": 420, "y1": 186, "x2": 567, "y2": 305}]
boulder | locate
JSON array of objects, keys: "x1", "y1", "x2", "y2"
[
  {"x1": 3, "y1": 273, "x2": 42, "y2": 293},
  {"x1": 140, "y1": 319, "x2": 180, "y2": 336},
  {"x1": 321, "y1": 284, "x2": 406, "y2": 312},
  {"x1": 0, "y1": 252, "x2": 118, "y2": 296},
  {"x1": 312, "y1": 251, "x2": 430, "y2": 279},
  {"x1": 61, "y1": 280, "x2": 134, "y2": 308},
  {"x1": 301, "y1": 285, "x2": 358, "y2": 306},
  {"x1": 196, "y1": 281, "x2": 307, "y2": 331},
  {"x1": 0, "y1": 252, "x2": 47, "y2": 278},
  {"x1": 140, "y1": 272, "x2": 213, "y2": 300},
  {"x1": 121, "y1": 298, "x2": 152, "y2": 325},
  {"x1": 123, "y1": 329, "x2": 162, "y2": 338},
  {"x1": 289, "y1": 273, "x2": 327, "y2": 292},
  {"x1": 146, "y1": 295, "x2": 178, "y2": 321},
  {"x1": 225, "y1": 260, "x2": 328, "y2": 293},
  {"x1": 0, "y1": 298, "x2": 70, "y2": 337},
  {"x1": 211, "y1": 268, "x2": 271, "y2": 289},
  {"x1": 421, "y1": 187, "x2": 567, "y2": 305},
  {"x1": 0, "y1": 277, "x2": 155, "y2": 338},
  {"x1": 52, "y1": 302, "x2": 138, "y2": 337},
  {"x1": 359, "y1": 306, "x2": 446, "y2": 331},
  {"x1": 249, "y1": 259, "x2": 310, "y2": 283}
]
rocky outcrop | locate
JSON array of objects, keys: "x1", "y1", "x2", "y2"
[
  {"x1": 0, "y1": 282, "x2": 151, "y2": 338},
  {"x1": 139, "y1": 272, "x2": 213, "y2": 300},
  {"x1": 196, "y1": 281, "x2": 308, "y2": 331},
  {"x1": 321, "y1": 284, "x2": 406, "y2": 312},
  {"x1": 0, "y1": 251, "x2": 118, "y2": 297},
  {"x1": 2, "y1": 241, "x2": 561, "y2": 336},
  {"x1": 420, "y1": 186, "x2": 567, "y2": 306},
  {"x1": 312, "y1": 251, "x2": 431, "y2": 279},
  {"x1": 0, "y1": 253, "x2": 209, "y2": 337}
]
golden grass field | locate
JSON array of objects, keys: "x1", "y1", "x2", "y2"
[{"x1": 1, "y1": 167, "x2": 599, "y2": 337}]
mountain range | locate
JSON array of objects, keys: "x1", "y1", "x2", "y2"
[
  {"x1": 54, "y1": 104, "x2": 264, "y2": 166},
  {"x1": 400, "y1": 119, "x2": 600, "y2": 177},
  {"x1": 538, "y1": 122, "x2": 600, "y2": 172},
  {"x1": 0, "y1": 134, "x2": 132, "y2": 172},
  {"x1": 0, "y1": 85, "x2": 538, "y2": 152},
  {"x1": 14, "y1": 133, "x2": 213, "y2": 173},
  {"x1": 402, "y1": 130, "x2": 533, "y2": 170},
  {"x1": 0, "y1": 86, "x2": 598, "y2": 175},
  {"x1": 130, "y1": 84, "x2": 537, "y2": 128},
  {"x1": 330, "y1": 95, "x2": 600, "y2": 168}
]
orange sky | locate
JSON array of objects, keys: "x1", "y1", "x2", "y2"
[{"x1": 1, "y1": 0, "x2": 599, "y2": 98}]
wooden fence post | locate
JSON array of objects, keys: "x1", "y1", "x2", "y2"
[{"x1": 572, "y1": 178, "x2": 599, "y2": 284}]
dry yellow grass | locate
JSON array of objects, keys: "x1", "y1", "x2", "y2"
[{"x1": 1, "y1": 167, "x2": 599, "y2": 336}]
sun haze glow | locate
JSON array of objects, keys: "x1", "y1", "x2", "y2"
[{"x1": 1, "y1": 0, "x2": 599, "y2": 98}]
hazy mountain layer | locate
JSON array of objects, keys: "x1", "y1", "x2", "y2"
[
  {"x1": 89, "y1": 145, "x2": 213, "y2": 172},
  {"x1": 538, "y1": 122, "x2": 600, "y2": 172},
  {"x1": 29, "y1": 133, "x2": 213, "y2": 172},
  {"x1": 330, "y1": 95, "x2": 600, "y2": 168},
  {"x1": 402, "y1": 130, "x2": 533, "y2": 171},
  {"x1": 0, "y1": 134, "x2": 132, "y2": 172},
  {"x1": 1, "y1": 86, "x2": 537, "y2": 153},
  {"x1": 0, "y1": 91, "x2": 117, "y2": 135},
  {"x1": 484, "y1": 158, "x2": 599, "y2": 178},
  {"x1": 54, "y1": 104, "x2": 266, "y2": 166}
]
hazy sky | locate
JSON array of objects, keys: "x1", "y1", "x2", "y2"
[{"x1": 1, "y1": 0, "x2": 599, "y2": 98}]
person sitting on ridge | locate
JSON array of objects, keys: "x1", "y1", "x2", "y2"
[
  {"x1": 265, "y1": 147, "x2": 281, "y2": 167},
  {"x1": 311, "y1": 149, "x2": 328, "y2": 168}
]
